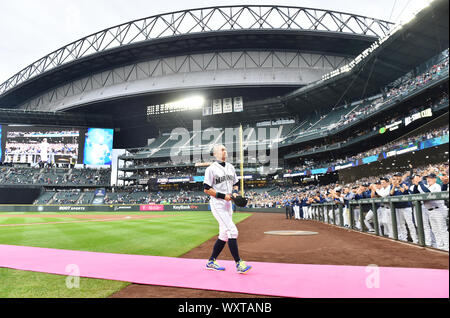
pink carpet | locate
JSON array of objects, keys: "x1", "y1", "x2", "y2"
[{"x1": 0, "y1": 244, "x2": 448, "y2": 298}]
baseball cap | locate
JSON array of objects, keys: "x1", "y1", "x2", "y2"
[
  {"x1": 334, "y1": 187, "x2": 342, "y2": 192},
  {"x1": 393, "y1": 172, "x2": 403, "y2": 177},
  {"x1": 426, "y1": 173, "x2": 437, "y2": 178},
  {"x1": 380, "y1": 177, "x2": 389, "y2": 182},
  {"x1": 362, "y1": 183, "x2": 370, "y2": 187}
]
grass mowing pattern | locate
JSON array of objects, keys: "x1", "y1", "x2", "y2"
[
  {"x1": 0, "y1": 211, "x2": 251, "y2": 298},
  {"x1": 0, "y1": 217, "x2": 82, "y2": 225}
]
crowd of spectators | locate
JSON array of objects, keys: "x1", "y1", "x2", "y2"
[
  {"x1": 251, "y1": 162, "x2": 448, "y2": 209},
  {"x1": 335, "y1": 53, "x2": 449, "y2": 129},
  {"x1": 104, "y1": 189, "x2": 208, "y2": 204},
  {"x1": 286, "y1": 124, "x2": 449, "y2": 174},
  {"x1": 286, "y1": 51, "x2": 449, "y2": 140},
  {"x1": 52, "y1": 191, "x2": 81, "y2": 204},
  {"x1": 287, "y1": 91, "x2": 448, "y2": 160},
  {"x1": 0, "y1": 166, "x2": 111, "y2": 186},
  {"x1": 66, "y1": 168, "x2": 110, "y2": 185},
  {"x1": 0, "y1": 167, "x2": 39, "y2": 185}
]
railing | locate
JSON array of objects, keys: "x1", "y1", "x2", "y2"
[{"x1": 311, "y1": 192, "x2": 449, "y2": 251}]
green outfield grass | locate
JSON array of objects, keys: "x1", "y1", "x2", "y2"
[
  {"x1": 0, "y1": 217, "x2": 83, "y2": 225},
  {"x1": 0, "y1": 211, "x2": 251, "y2": 298}
]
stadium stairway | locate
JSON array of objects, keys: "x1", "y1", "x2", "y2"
[{"x1": 76, "y1": 193, "x2": 85, "y2": 205}]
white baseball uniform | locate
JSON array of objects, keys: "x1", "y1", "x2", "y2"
[
  {"x1": 376, "y1": 185, "x2": 393, "y2": 238},
  {"x1": 204, "y1": 161, "x2": 239, "y2": 242},
  {"x1": 293, "y1": 204, "x2": 300, "y2": 220},
  {"x1": 40, "y1": 140, "x2": 49, "y2": 162},
  {"x1": 416, "y1": 182, "x2": 448, "y2": 251},
  {"x1": 410, "y1": 183, "x2": 436, "y2": 247}
]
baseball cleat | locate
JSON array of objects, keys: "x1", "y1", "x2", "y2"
[
  {"x1": 206, "y1": 259, "x2": 225, "y2": 271},
  {"x1": 236, "y1": 260, "x2": 252, "y2": 274}
]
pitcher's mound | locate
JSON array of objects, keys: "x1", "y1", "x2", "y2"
[{"x1": 264, "y1": 230, "x2": 318, "y2": 236}]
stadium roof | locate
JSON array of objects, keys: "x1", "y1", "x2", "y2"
[
  {"x1": 282, "y1": 0, "x2": 449, "y2": 114},
  {"x1": 0, "y1": 5, "x2": 393, "y2": 109},
  {"x1": 0, "y1": 108, "x2": 113, "y2": 128}
]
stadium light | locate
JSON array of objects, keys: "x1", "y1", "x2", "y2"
[
  {"x1": 169, "y1": 95, "x2": 205, "y2": 111},
  {"x1": 400, "y1": 12, "x2": 416, "y2": 25}
]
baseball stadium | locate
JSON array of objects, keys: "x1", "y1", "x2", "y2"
[{"x1": 0, "y1": 0, "x2": 448, "y2": 302}]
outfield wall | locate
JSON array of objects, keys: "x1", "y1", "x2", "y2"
[
  {"x1": 0, "y1": 186, "x2": 43, "y2": 204},
  {"x1": 0, "y1": 204, "x2": 284, "y2": 213}
]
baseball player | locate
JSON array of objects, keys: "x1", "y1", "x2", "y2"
[
  {"x1": 410, "y1": 174, "x2": 435, "y2": 247},
  {"x1": 351, "y1": 185, "x2": 361, "y2": 230},
  {"x1": 365, "y1": 181, "x2": 382, "y2": 233},
  {"x1": 343, "y1": 187, "x2": 354, "y2": 227},
  {"x1": 371, "y1": 177, "x2": 393, "y2": 238},
  {"x1": 354, "y1": 184, "x2": 369, "y2": 230},
  {"x1": 305, "y1": 195, "x2": 314, "y2": 219},
  {"x1": 88, "y1": 134, "x2": 111, "y2": 165},
  {"x1": 330, "y1": 187, "x2": 344, "y2": 224},
  {"x1": 313, "y1": 191, "x2": 325, "y2": 220},
  {"x1": 412, "y1": 173, "x2": 448, "y2": 251},
  {"x1": 203, "y1": 144, "x2": 252, "y2": 273},
  {"x1": 325, "y1": 190, "x2": 335, "y2": 223},
  {"x1": 390, "y1": 173, "x2": 418, "y2": 244},
  {"x1": 293, "y1": 196, "x2": 301, "y2": 220},
  {"x1": 301, "y1": 194, "x2": 309, "y2": 220},
  {"x1": 284, "y1": 198, "x2": 292, "y2": 219}
]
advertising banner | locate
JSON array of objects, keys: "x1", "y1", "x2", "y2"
[
  {"x1": 310, "y1": 168, "x2": 328, "y2": 175},
  {"x1": 404, "y1": 108, "x2": 432, "y2": 126},
  {"x1": 0, "y1": 204, "x2": 210, "y2": 212},
  {"x1": 139, "y1": 204, "x2": 165, "y2": 211},
  {"x1": 334, "y1": 162, "x2": 355, "y2": 170},
  {"x1": 283, "y1": 171, "x2": 306, "y2": 178},
  {"x1": 420, "y1": 134, "x2": 449, "y2": 150},
  {"x1": 362, "y1": 155, "x2": 379, "y2": 164}
]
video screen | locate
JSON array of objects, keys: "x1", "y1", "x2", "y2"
[
  {"x1": 4, "y1": 126, "x2": 80, "y2": 165},
  {"x1": 83, "y1": 128, "x2": 114, "y2": 166}
]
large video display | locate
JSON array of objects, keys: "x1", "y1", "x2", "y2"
[
  {"x1": 4, "y1": 126, "x2": 79, "y2": 165},
  {"x1": 0, "y1": 125, "x2": 113, "y2": 166},
  {"x1": 83, "y1": 128, "x2": 113, "y2": 165}
]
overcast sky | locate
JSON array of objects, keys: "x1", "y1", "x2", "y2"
[{"x1": 0, "y1": 0, "x2": 429, "y2": 83}]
